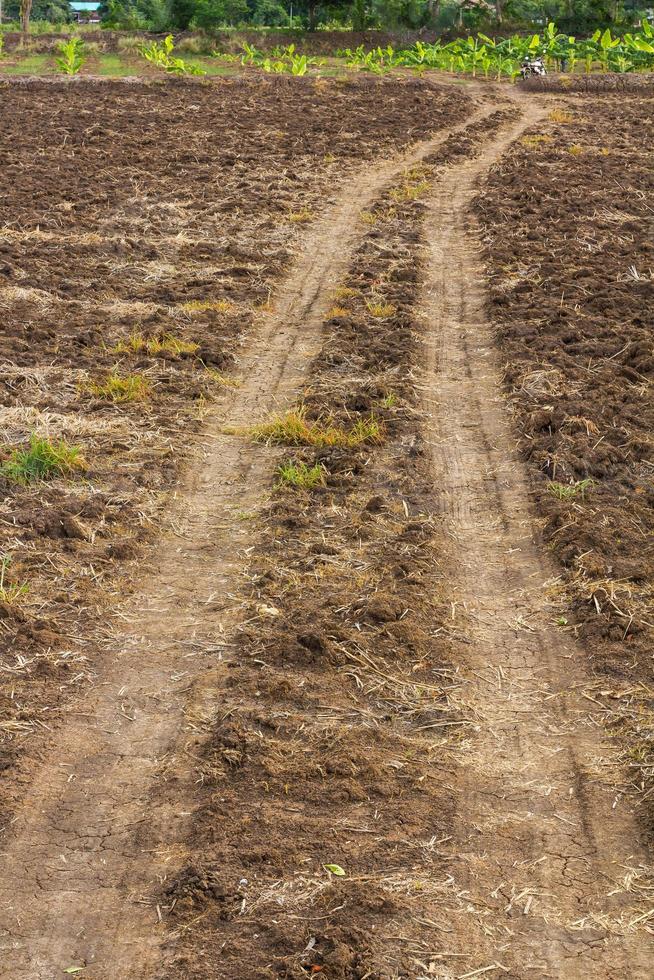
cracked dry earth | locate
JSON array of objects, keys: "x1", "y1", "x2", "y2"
[{"x1": 0, "y1": 86, "x2": 651, "y2": 980}]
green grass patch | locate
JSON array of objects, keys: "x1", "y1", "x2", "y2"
[
  {"x1": 520, "y1": 134, "x2": 553, "y2": 149},
  {"x1": 365, "y1": 300, "x2": 396, "y2": 318},
  {"x1": 95, "y1": 54, "x2": 138, "y2": 77},
  {"x1": 206, "y1": 368, "x2": 241, "y2": 389},
  {"x1": 249, "y1": 407, "x2": 383, "y2": 448},
  {"x1": 181, "y1": 299, "x2": 235, "y2": 314},
  {"x1": 0, "y1": 53, "x2": 53, "y2": 75},
  {"x1": 87, "y1": 372, "x2": 150, "y2": 403},
  {"x1": 188, "y1": 57, "x2": 237, "y2": 76},
  {"x1": 389, "y1": 180, "x2": 430, "y2": 202},
  {"x1": 276, "y1": 460, "x2": 326, "y2": 490},
  {"x1": 1, "y1": 435, "x2": 83, "y2": 484}
]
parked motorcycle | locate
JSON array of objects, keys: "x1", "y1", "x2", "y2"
[{"x1": 520, "y1": 56, "x2": 547, "y2": 79}]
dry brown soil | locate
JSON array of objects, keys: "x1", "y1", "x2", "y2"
[{"x1": 0, "y1": 78, "x2": 651, "y2": 979}]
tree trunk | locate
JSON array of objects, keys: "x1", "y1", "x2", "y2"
[
  {"x1": 428, "y1": 0, "x2": 441, "y2": 24},
  {"x1": 495, "y1": 0, "x2": 502, "y2": 22},
  {"x1": 20, "y1": 0, "x2": 32, "y2": 35}
]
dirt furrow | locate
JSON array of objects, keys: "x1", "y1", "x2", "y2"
[
  {"x1": 0, "y1": 107, "x2": 500, "y2": 980},
  {"x1": 421, "y1": 108, "x2": 652, "y2": 976}
]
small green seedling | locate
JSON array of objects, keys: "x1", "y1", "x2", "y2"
[
  {"x1": 547, "y1": 478, "x2": 595, "y2": 501},
  {"x1": 1, "y1": 435, "x2": 83, "y2": 484},
  {"x1": 324, "y1": 863, "x2": 346, "y2": 876},
  {"x1": 276, "y1": 461, "x2": 325, "y2": 490}
]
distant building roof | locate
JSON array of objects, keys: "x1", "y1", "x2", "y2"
[{"x1": 70, "y1": 2, "x2": 102, "y2": 9}]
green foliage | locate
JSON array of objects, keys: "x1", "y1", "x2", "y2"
[
  {"x1": 341, "y1": 43, "x2": 402, "y2": 72},
  {"x1": 241, "y1": 41, "x2": 317, "y2": 73},
  {"x1": 250, "y1": 0, "x2": 290, "y2": 26},
  {"x1": 3, "y1": 0, "x2": 73, "y2": 26},
  {"x1": 276, "y1": 460, "x2": 326, "y2": 489},
  {"x1": 1, "y1": 435, "x2": 83, "y2": 484},
  {"x1": 342, "y1": 20, "x2": 654, "y2": 77},
  {"x1": 100, "y1": 0, "x2": 170, "y2": 30},
  {"x1": 547, "y1": 478, "x2": 595, "y2": 500},
  {"x1": 139, "y1": 33, "x2": 207, "y2": 73},
  {"x1": 2, "y1": 0, "x2": 649, "y2": 33},
  {"x1": 86, "y1": 371, "x2": 151, "y2": 402},
  {"x1": 56, "y1": 37, "x2": 85, "y2": 75},
  {"x1": 191, "y1": 0, "x2": 250, "y2": 29},
  {"x1": 111, "y1": 332, "x2": 199, "y2": 356}
]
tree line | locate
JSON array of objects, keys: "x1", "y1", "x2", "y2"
[{"x1": 6, "y1": 0, "x2": 651, "y2": 35}]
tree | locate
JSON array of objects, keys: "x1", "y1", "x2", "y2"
[
  {"x1": 427, "y1": 0, "x2": 442, "y2": 25},
  {"x1": 250, "y1": 0, "x2": 289, "y2": 26},
  {"x1": 5, "y1": 0, "x2": 73, "y2": 19},
  {"x1": 351, "y1": 0, "x2": 369, "y2": 30},
  {"x1": 20, "y1": 0, "x2": 32, "y2": 33},
  {"x1": 170, "y1": 0, "x2": 197, "y2": 28},
  {"x1": 191, "y1": 0, "x2": 250, "y2": 27}
]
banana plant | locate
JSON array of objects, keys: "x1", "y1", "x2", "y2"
[
  {"x1": 577, "y1": 36, "x2": 599, "y2": 73},
  {"x1": 494, "y1": 54, "x2": 517, "y2": 80},
  {"x1": 611, "y1": 54, "x2": 634, "y2": 73},
  {"x1": 541, "y1": 22, "x2": 568, "y2": 66},
  {"x1": 241, "y1": 41, "x2": 259, "y2": 65},
  {"x1": 599, "y1": 28, "x2": 621, "y2": 71},
  {"x1": 56, "y1": 37, "x2": 84, "y2": 75},
  {"x1": 380, "y1": 22, "x2": 654, "y2": 79},
  {"x1": 140, "y1": 35, "x2": 205, "y2": 75}
]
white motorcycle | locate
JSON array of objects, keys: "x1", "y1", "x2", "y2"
[{"x1": 520, "y1": 56, "x2": 547, "y2": 79}]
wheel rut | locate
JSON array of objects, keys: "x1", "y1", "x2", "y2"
[
  {"x1": 421, "y1": 106, "x2": 652, "y2": 977},
  {"x1": 0, "y1": 105, "x2": 498, "y2": 980}
]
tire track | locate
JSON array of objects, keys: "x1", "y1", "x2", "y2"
[{"x1": 421, "y1": 106, "x2": 652, "y2": 977}]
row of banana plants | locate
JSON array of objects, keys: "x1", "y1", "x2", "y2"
[
  {"x1": 240, "y1": 42, "x2": 319, "y2": 76},
  {"x1": 340, "y1": 20, "x2": 654, "y2": 78},
  {"x1": 140, "y1": 34, "x2": 206, "y2": 75}
]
